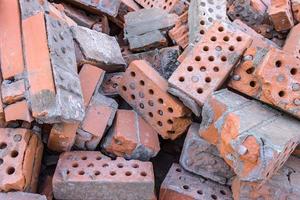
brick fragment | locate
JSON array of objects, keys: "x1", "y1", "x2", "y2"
[
  {"x1": 4, "y1": 100, "x2": 33, "y2": 123},
  {"x1": 19, "y1": 0, "x2": 44, "y2": 19},
  {"x1": 160, "y1": 164, "x2": 232, "y2": 200},
  {"x1": 119, "y1": 60, "x2": 192, "y2": 140},
  {"x1": 168, "y1": 22, "x2": 252, "y2": 116},
  {"x1": 99, "y1": 72, "x2": 124, "y2": 97},
  {"x1": 134, "y1": 0, "x2": 187, "y2": 15},
  {"x1": 268, "y1": 0, "x2": 294, "y2": 31},
  {"x1": 199, "y1": 89, "x2": 300, "y2": 185},
  {"x1": 0, "y1": 128, "x2": 43, "y2": 192},
  {"x1": 232, "y1": 156, "x2": 300, "y2": 199},
  {"x1": 229, "y1": 47, "x2": 300, "y2": 120},
  {"x1": 45, "y1": 3, "x2": 77, "y2": 26},
  {"x1": 168, "y1": 11, "x2": 189, "y2": 48},
  {"x1": 71, "y1": 26, "x2": 126, "y2": 72},
  {"x1": 283, "y1": 23, "x2": 300, "y2": 58},
  {"x1": 53, "y1": 151, "x2": 155, "y2": 200},
  {"x1": 180, "y1": 123, "x2": 234, "y2": 185},
  {"x1": 292, "y1": 0, "x2": 300, "y2": 22},
  {"x1": 102, "y1": 110, "x2": 160, "y2": 161},
  {"x1": 0, "y1": 192, "x2": 47, "y2": 200},
  {"x1": 39, "y1": 175, "x2": 53, "y2": 200},
  {"x1": 1, "y1": 79, "x2": 26, "y2": 104}
]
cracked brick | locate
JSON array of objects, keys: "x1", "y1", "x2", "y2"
[
  {"x1": 268, "y1": 0, "x2": 294, "y2": 31},
  {"x1": 99, "y1": 72, "x2": 124, "y2": 97},
  {"x1": 168, "y1": 22, "x2": 252, "y2": 116},
  {"x1": 119, "y1": 60, "x2": 192, "y2": 140},
  {"x1": 168, "y1": 10, "x2": 189, "y2": 48},
  {"x1": 0, "y1": 192, "x2": 47, "y2": 200},
  {"x1": 53, "y1": 151, "x2": 155, "y2": 200}
]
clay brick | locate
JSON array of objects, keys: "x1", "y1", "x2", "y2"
[
  {"x1": 102, "y1": 110, "x2": 160, "y2": 161},
  {"x1": 229, "y1": 47, "x2": 300, "y2": 120},
  {"x1": 134, "y1": 0, "x2": 187, "y2": 14},
  {"x1": 71, "y1": 26, "x2": 126, "y2": 72},
  {"x1": 292, "y1": 0, "x2": 300, "y2": 22},
  {"x1": 53, "y1": 151, "x2": 155, "y2": 200},
  {"x1": 232, "y1": 156, "x2": 300, "y2": 200},
  {"x1": 119, "y1": 60, "x2": 192, "y2": 140},
  {"x1": 99, "y1": 72, "x2": 124, "y2": 97},
  {"x1": 168, "y1": 22, "x2": 252, "y2": 116},
  {"x1": 1, "y1": 79, "x2": 26, "y2": 104},
  {"x1": 4, "y1": 100, "x2": 33, "y2": 123},
  {"x1": 0, "y1": 128, "x2": 43, "y2": 192},
  {"x1": 45, "y1": 3, "x2": 77, "y2": 26},
  {"x1": 160, "y1": 164, "x2": 233, "y2": 200},
  {"x1": 19, "y1": 0, "x2": 44, "y2": 20},
  {"x1": 0, "y1": 192, "x2": 47, "y2": 200},
  {"x1": 268, "y1": 0, "x2": 294, "y2": 31},
  {"x1": 0, "y1": 0, "x2": 25, "y2": 80},
  {"x1": 75, "y1": 92, "x2": 118, "y2": 150},
  {"x1": 92, "y1": 15, "x2": 110, "y2": 34},
  {"x1": 199, "y1": 89, "x2": 300, "y2": 185},
  {"x1": 180, "y1": 123, "x2": 234, "y2": 185},
  {"x1": 168, "y1": 11, "x2": 189, "y2": 49},
  {"x1": 39, "y1": 175, "x2": 53, "y2": 200},
  {"x1": 283, "y1": 23, "x2": 300, "y2": 58}
]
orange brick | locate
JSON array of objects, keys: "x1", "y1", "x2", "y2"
[
  {"x1": 1, "y1": 79, "x2": 26, "y2": 104},
  {"x1": 46, "y1": 3, "x2": 76, "y2": 26},
  {"x1": 168, "y1": 11, "x2": 189, "y2": 48},
  {"x1": 119, "y1": 60, "x2": 192, "y2": 140},
  {"x1": 4, "y1": 100, "x2": 33, "y2": 123},
  {"x1": 168, "y1": 22, "x2": 252, "y2": 116},
  {"x1": 268, "y1": 0, "x2": 294, "y2": 31},
  {"x1": 283, "y1": 23, "x2": 300, "y2": 58},
  {"x1": 0, "y1": 0, "x2": 25, "y2": 80}
]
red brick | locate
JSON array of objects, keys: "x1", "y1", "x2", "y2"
[
  {"x1": 268, "y1": 0, "x2": 294, "y2": 31},
  {"x1": 0, "y1": 0, "x2": 25, "y2": 80},
  {"x1": 119, "y1": 60, "x2": 192, "y2": 140},
  {"x1": 99, "y1": 72, "x2": 124, "y2": 96},
  {"x1": 168, "y1": 22, "x2": 252, "y2": 116},
  {"x1": 39, "y1": 175, "x2": 53, "y2": 200},
  {"x1": 4, "y1": 100, "x2": 33, "y2": 123},
  {"x1": 283, "y1": 23, "x2": 300, "y2": 58},
  {"x1": 92, "y1": 15, "x2": 110, "y2": 34},
  {"x1": 134, "y1": 0, "x2": 186, "y2": 14},
  {"x1": 168, "y1": 11, "x2": 189, "y2": 49},
  {"x1": 1, "y1": 80, "x2": 26, "y2": 104},
  {"x1": 102, "y1": 110, "x2": 160, "y2": 161},
  {"x1": 46, "y1": 3, "x2": 76, "y2": 26},
  {"x1": 53, "y1": 151, "x2": 155, "y2": 200}
]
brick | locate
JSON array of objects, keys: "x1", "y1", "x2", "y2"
[
  {"x1": 39, "y1": 175, "x2": 53, "y2": 200},
  {"x1": 99, "y1": 72, "x2": 124, "y2": 97},
  {"x1": 19, "y1": 0, "x2": 44, "y2": 19},
  {"x1": 102, "y1": 110, "x2": 160, "y2": 161},
  {"x1": 188, "y1": 0, "x2": 228, "y2": 44},
  {"x1": 134, "y1": 0, "x2": 187, "y2": 14},
  {"x1": 0, "y1": 0, "x2": 25, "y2": 80},
  {"x1": 62, "y1": 0, "x2": 121, "y2": 17},
  {"x1": 283, "y1": 23, "x2": 300, "y2": 58},
  {"x1": 180, "y1": 123, "x2": 234, "y2": 185},
  {"x1": 292, "y1": 0, "x2": 300, "y2": 22},
  {"x1": 168, "y1": 11, "x2": 189, "y2": 49},
  {"x1": 45, "y1": 3, "x2": 77, "y2": 26},
  {"x1": 229, "y1": 47, "x2": 300, "y2": 120},
  {"x1": 232, "y1": 156, "x2": 300, "y2": 199},
  {"x1": 168, "y1": 22, "x2": 252, "y2": 116},
  {"x1": 268, "y1": 0, "x2": 294, "y2": 31},
  {"x1": 92, "y1": 15, "x2": 110, "y2": 34},
  {"x1": 119, "y1": 60, "x2": 192, "y2": 140},
  {"x1": 199, "y1": 89, "x2": 300, "y2": 185},
  {"x1": 0, "y1": 128, "x2": 43, "y2": 192},
  {"x1": 53, "y1": 151, "x2": 155, "y2": 200},
  {"x1": 75, "y1": 92, "x2": 118, "y2": 150},
  {"x1": 1, "y1": 79, "x2": 26, "y2": 104},
  {"x1": 292, "y1": 144, "x2": 300, "y2": 157},
  {"x1": 0, "y1": 192, "x2": 47, "y2": 200},
  {"x1": 4, "y1": 100, "x2": 33, "y2": 123},
  {"x1": 71, "y1": 26, "x2": 126, "y2": 72},
  {"x1": 160, "y1": 164, "x2": 232, "y2": 200}
]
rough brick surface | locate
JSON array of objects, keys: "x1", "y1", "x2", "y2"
[
  {"x1": 71, "y1": 26, "x2": 126, "y2": 72},
  {"x1": 268, "y1": 0, "x2": 294, "y2": 31},
  {"x1": 119, "y1": 60, "x2": 192, "y2": 140},
  {"x1": 199, "y1": 89, "x2": 300, "y2": 185},
  {"x1": 168, "y1": 22, "x2": 252, "y2": 116},
  {"x1": 232, "y1": 156, "x2": 300, "y2": 200},
  {"x1": 283, "y1": 23, "x2": 300, "y2": 58},
  {"x1": 292, "y1": 0, "x2": 300, "y2": 22},
  {"x1": 102, "y1": 110, "x2": 160, "y2": 161},
  {"x1": 168, "y1": 11, "x2": 189, "y2": 49},
  {"x1": 0, "y1": 128, "x2": 43, "y2": 192},
  {"x1": 19, "y1": 0, "x2": 44, "y2": 20},
  {"x1": 1, "y1": 80, "x2": 26, "y2": 104},
  {"x1": 160, "y1": 164, "x2": 233, "y2": 200},
  {"x1": 0, "y1": 192, "x2": 47, "y2": 200},
  {"x1": 4, "y1": 100, "x2": 33, "y2": 123},
  {"x1": 53, "y1": 151, "x2": 155, "y2": 200},
  {"x1": 99, "y1": 72, "x2": 124, "y2": 97},
  {"x1": 134, "y1": 0, "x2": 187, "y2": 14},
  {"x1": 180, "y1": 123, "x2": 234, "y2": 185},
  {"x1": 229, "y1": 47, "x2": 300, "y2": 120}
]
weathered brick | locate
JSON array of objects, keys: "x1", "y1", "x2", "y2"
[
  {"x1": 283, "y1": 23, "x2": 300, "y2": 58},
  {"x1": 102, "y1": 110, "x2": 160, "y2": 161},
  {"x1": 199, "y1": 89, "x2": 300, "y2": 185},
  {"x1": 1, "y1": 79, "x2": 26, "y2": 104},
  {"x1": 168, "y1": 22, "x2": 252, "y2": 116},
  {"x1": 19, "y1": 0, "x2": 44, "y2": 20},
  {"x1": 45, "y1": 3, "x2": 77, "y2": 26},
  {"x1": 229, "y1": 47, "x2": 300, "y2": 120},
  {"x1": 91, "y1": 15, "x2": 110, "y2": 34},
  {"x1": 99, "y1": 72, "x2": 124, "y2": 97},
  {"x1": 39, "y1": 175, "x2": 53, "y2": 200},
  {"x1": 160, "y1": 164, "x2": 233, "y2": 200},
  {"x1": 292, "y1": 0, "x2": 300, "y2": 22},
  {"x1": 0, "y1": 192, "x2": 47, "y2": 200},
  {"x1": 168, "y1": 11, "x2": 189, "y2": 48},
  {"x1": 0, "y1": 128, "x2": 43, "y2": 192},
  {"x1": 268, "y1": 0, "x2": 294, "y2": 31},
  {"x1": 4, "y1": 100, "x2": 33, "y2": 123},
  {"x1": 71, "y1": 26, "x2": 126, "y2": 72},
  {"x1": 119, "y1": 60, "x2": 192, "y2": 140},
  {"x1": 232, "y1": 156, "x2": 300, "y2": 200},
  {"x1": 134, "y1": 0, "x2": 187, "y2": 14},
  {"x1": 180, "y1": 123, "x2": 234, "y2": 185},
  {"x1": 53, "y1": 151, "x2": 155, "y2": 200}
]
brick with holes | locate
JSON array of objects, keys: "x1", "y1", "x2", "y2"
[
  {"x1": 283, "y1": 23, "x2": 300, "y2": 58},
  {"x1": 134, "y1": 0, "x2": 187, "y2": 15},
  {"x1": 53, "y1": 151, "x2": 155, "y2": 200},
  {"x1": 71, "y1": 26, "x2": 126, "y2": 72},
  {"x1": 180, "y1": 123, "x2": 234, "y2": 185},
  {"x1": 168, "y1": 10, "x2": 189, "y2": 49},
  {"x1": 188, "y1": 0, "x2": 228, "y2": 44},
  {"x1": 232, "y1": 156, "x2": 300, "y2": 200},
  {"x1": 292, "y1": 0, "x2": 300, "y2": 22},
  {"x1": 119, "y1": 60, "x2": 192, "y2": 140},
  {"x1": 229, "y1": 47, "x2": 300, "y2": 120},
  {"x1": 268, "y1": 0, "x2": 294, "y2": 31},
  {"x1": 199, "y1": 89, "x2": 300, "y2": 185},
  {"x1": 0, "y1": 128, "x2": 43, "y2": 192},
  {"x1": 102, "y1": 109, "x2": 160, "y2": 161},
  {"x1": 160, "y1": 163, "x2": 232, "y2": 200},
  {"x1": 168, "y1": 22, "x2": 252, "y2": 116},
  {"x1": 0, "y1": 192, "x2": 47, "y2": 200},
  {"x1": 99, "y1": 72, "x2": 124, "y2": 97}
]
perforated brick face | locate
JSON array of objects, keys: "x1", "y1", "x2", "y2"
[
  {"x1": 135, "y1": 0, "x2": 180, "y2": 12},
  {"x1": 119, "y1": 60, "x2": 192, "y2": 140}
]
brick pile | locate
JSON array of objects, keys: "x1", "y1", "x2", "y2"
[{"x1": 0, "y1": 0, "x2": 300, "y2": 200}]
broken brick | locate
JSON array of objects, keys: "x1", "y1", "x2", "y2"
[
  {"x1": 168, "y1": 11, "x2": 189, "y2": 49},
  {"x1": 1, "y1": 79, "x2": 26, "y2": 104},
  {"x1": 168, "y1": 22, "x2": 252, "y2": 116},
  {"x1": 119, "y1": 60, "x2": 192, "y2": 140},
  {"x1": 99, "y1": 72, "x2": 124, "y2": 97},
  {"x1": 134, "y1": 0, "x2": 186, "y2": 14},
  {"x1": 39, "y1": 175, "x2": 53, "y2": 200},
  {"x1": 102, "y1": 109, "x2": 160, "y2": 161},
  {"x1": 4, "y1": 100, "x2": 33, "y2": 123},
  {"x1": 0, "y1": 192, "x2": 47, "y2": 200},
  {"x1": 292, "y1": 0, "x2": 300, "y2": 22},
  {"x1": 45, "y1": 3, "x2": 77, "y2": 26},
  {"x1": 53, "y1": 151, "x2": 155, "y2": 200},
  {"x1": 268, "y1": 0, "x2": 294, "y2": 31},
  {"x1": 283, "y1": 23, "x2": 300, "y2": 58},
  {"x1": 160, "y1": 163, "x2": 233, "y2": 200}
]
